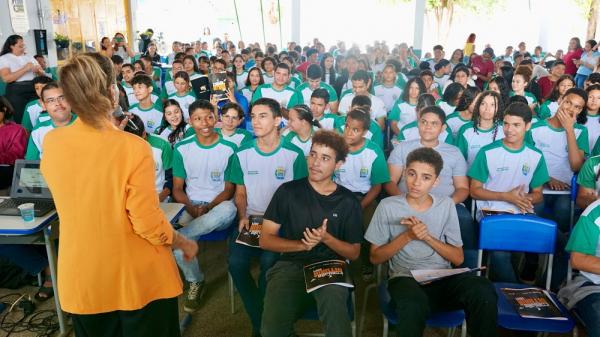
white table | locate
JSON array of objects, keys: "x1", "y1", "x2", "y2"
[{"x1": 0, "y1": 201, "x2": 185, "y2": 336}]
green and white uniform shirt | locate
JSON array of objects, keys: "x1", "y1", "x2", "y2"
[
  {"x1": 123, "y1": 81, "x2": 159, "y2": 106},
  {"x1": 468, "y1": 140, "x2": 549, "y2": 217},
  {"x1": 129, "y1": 103, "x2": 164, "y2": 134},
  {"x1": 436, "y1": 99, "x2": 457, "y2": 116},
  {"x1": 374, "y1": 84, "x2": 403, "y2": 113},
  {"x1": 565, "y1": 199, "x2": 600, "y2": 284},
  {"x1": 295, "y1": 82, "x2": 339, "y2": 108},
  {"x1": 172, "y1": 135, "x2": 237, "y2": 202},
  {"x1": 395, "y1": 121, "x2": 453, "y2": 145},
  {"x1": 162, "y1": 79, "x2": 177, "y2": 98},
  {"x1": 336, "y1": 117, "x2": 384, "y2": 149},
  {"x1": 228, "y1": 140, "x2": 308, "y2": 216},
  {"x1": 538, "y1": 100, "x2": 559, "y2": 120},
  {"x1": 35, "y1": 112, "x2": 51, "y2": 126},
  {"x1": 577, "y1": 155, "x2": 600, "y2": 195},
  {"x1": 25, "y1": 114, "x2": 77, "y2": 160},
  {"x1": 155, "y1": 124, "x2": 191, "y2": 144},
  {"x1": 282, "y1": 130, "x2": 317, "y2": 157},
  {"x1": 288, "y1": 76, "x2": 302, "y2": 89},
  {"x1": 251, "y1": 84, "x2": 302, "y2": 109},
  {"x1": 22, "y1": 99, "x2": 44, "y2": 132},
  {"x1": 509, "y1": 91, "x2": 538, "y2": 106},
  {"x1": 584, "y1": 114, "x2": 600, "y2": 153},
  {"x1": 433, "y1": 74, "x2": 450, "y2": 89},
  {"x1": 263, "y1": 73, "x2": 274, "y2": 85},
  {"x1": 168, "y1": 91, "x2": 196, "y2": 121},
  {"x1": 445, "y1": 112, "x2": 471, "y2": 138},
  {"x1": 147, "y1": 133, "x2": 173, "y2": 193},
  {"x1": 317, "y1": 114, "x2": 340, "y2": 131},
  {"x1": 216, "y1": 128, "x2": 253, "y2": 147},
  {"x1": 236, "y1": 70, "x2": 249, "y2": 89},
  {"x1": 456, "y1": 122, "x2": 505, "y2": 167},
  {"x1": 241, "y1": 87, "x2": 256, "y2": 103},
  {"x1": 338, "y1": 93, "x2": 386, "y2": 121},
  {"x1": 333, "y1": 139, "x2": 390, "y2": 194},
  {"x1": 526, "y1": 120, "x2": 589, "y2": 184},
  {"x1": 389, "y1": 99, "x2": 417, "y2": 131}
]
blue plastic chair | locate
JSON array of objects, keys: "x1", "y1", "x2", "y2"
[
  {"x1": 377, "y1": 280, "x2": 466, "y2": 337},
  {"x1": 297, "y1": 288, "x2": 357, "y2": 337},
  {"x1": 477, "y1": 214, "x2": 575, "y2": 334}
]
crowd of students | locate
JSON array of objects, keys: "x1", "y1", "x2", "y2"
[{"x1": 1, "y1": 32, "x2": 600, "y2": 337}]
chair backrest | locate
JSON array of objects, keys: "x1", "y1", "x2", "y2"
[
  {"x1": 479, "y1": 214, "x2": 557, "y2": 254},
  {"x1": 570, "y1": 174, "x2": 578, "y2": 202}
]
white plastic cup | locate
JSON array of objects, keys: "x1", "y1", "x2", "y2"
[{"x1": 17, "y1": 203, "x2": 35, "y2": 223}]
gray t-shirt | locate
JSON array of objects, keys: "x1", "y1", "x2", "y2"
[
  {"x1": 365, "y1": 194, "x2": 463, "y2": 279},
  {"x1": 388, "y1": 139, "x2": 467, "y2": 197}
]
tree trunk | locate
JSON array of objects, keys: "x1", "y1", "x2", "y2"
[{"x1": 587, "y1": 0, "x2": 600, "y2": 40}]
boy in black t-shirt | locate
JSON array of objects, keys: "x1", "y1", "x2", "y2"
[{"x1": 260, "y1": 130, "x2": 363, "y2": 337}]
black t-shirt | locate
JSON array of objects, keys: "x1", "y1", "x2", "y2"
[{"x1": 263, "y1": 178, "x2": 363, "y2": 264}]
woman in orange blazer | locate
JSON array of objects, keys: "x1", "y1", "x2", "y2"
[{"x1": 40, "y1": 53, "x2": 198, "y2": 337}]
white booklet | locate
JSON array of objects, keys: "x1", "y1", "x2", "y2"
[{"x1": 411, "y1": 267, "x2": 485, "y2": 285}]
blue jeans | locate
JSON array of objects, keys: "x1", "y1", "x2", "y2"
[
  {"x1": 456, "y1": 203, "x2": 477, "y2": 268},
  {"x1": 228, "y1": 229, "x2": 279, "y2": 334},
  {"x1": 575, "y1": 73, "x2": 589, "y2": 88},
  {"x1": 576, "y1": 292, "x2": 600, "y2": 337},
  {"x1": 173, "y1": 200, "x2": 236, "y2": 283},
  {"x1": 542, "y1": 194, "x2": 571, "y2": 233}
]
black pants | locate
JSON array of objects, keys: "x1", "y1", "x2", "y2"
[
  {"x1": 72, "y1": 297, "x2": 180, "y2": 337},
  {"x1": 0, "y1": 165, "x2": 13, "y2": 190},
  {"x1": 388, "y1": 273, "x2": 498, "y2": 337},
  {"x1": 5, "y1": 81, "x2": 37, "y2": 124}
]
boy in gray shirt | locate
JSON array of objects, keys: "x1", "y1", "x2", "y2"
[{"x1": 366, "y1": 147, "x2": 497, "y2": 337}]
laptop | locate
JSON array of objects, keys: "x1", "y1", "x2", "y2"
[{"x1": 0, "y1": 160, "x2": 55, "y2": 217}]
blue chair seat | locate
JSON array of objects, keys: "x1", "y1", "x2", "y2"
[
  {"x1": 378, "y1": 281, "x2": 465, "y2": 327},
  {"x1": 494, "y1": 282, "x2": 575, "y2": 333}
]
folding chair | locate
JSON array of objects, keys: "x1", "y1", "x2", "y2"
[
  {"x1": 477, "y1": 214, "x2": 575, "y2": 334},
  {"x1": 296, "y1": 288, "x2": 357, "y2": 337},
  {"x1": 197, "y1": 226, "x2": 236, "y2": 314}
]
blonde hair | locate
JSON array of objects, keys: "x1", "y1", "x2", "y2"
[{"x1": 58, "y1": 53, "x2": 114, "y2": 129}]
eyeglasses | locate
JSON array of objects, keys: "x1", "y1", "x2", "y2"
[
  {"x1": 44, "y1": 96, "x2": 67, "y2": 105},
  {"x1": 221, "y1": 114, "x2": 240, "y2": 121}
]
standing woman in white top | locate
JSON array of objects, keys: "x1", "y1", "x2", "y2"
[
  {"x1": 0, "y1": 35, "x2": 46, "y2": 124},
  {"x1": 112, "y1": 32, "x2": 134, "y2": 63}
]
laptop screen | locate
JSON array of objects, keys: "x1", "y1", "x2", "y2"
[{"x1": 10, "y1": 160, "x2": 53, "y2": 199}]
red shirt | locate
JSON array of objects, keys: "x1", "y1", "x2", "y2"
[
  {"x1": 470, "y1": 55, "x2": 494, "y2": 89},
  {"x1": 537, "y1": 76, "x2": 555, "y2": 101},
  {"x1": 564, "y1": 48, "x2": 583, "y2": 75},
  {"x1": 0, "y1": 121, "x2": 26, "y2": 165}
]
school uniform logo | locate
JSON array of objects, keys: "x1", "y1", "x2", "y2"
[
  {"x1": 521, "y1": 164, "x2": 530, "y2": 176},
  {"x1": 210, "y1": 170, "x2": 222, "y2": 182},
  {"x1": 274, "y1": 167, "x2": 286, "y2": 180},
  {"x1": 147, "y1": 120, "x2": 155, "y2": 129},
  {"x1": 359, "y1": 167, "x2": 369, "y2": 178}
]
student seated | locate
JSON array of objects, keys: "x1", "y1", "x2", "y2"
[
  {"x1": 335, "y1": 95, "x2": 384, "y2": 149},
  {"x1": 228, "y1": 98, "x2": 308, "y2": 337},
  {"x1": 445, "y1": 86, "x2": 480, "y2": 138},
  {"x1": 386, "y1": 106, "x2": 476, "y2": 268},
  {"x1": 527, "y1": 87, "x2": 589, "y2": 233},
  {"x1": 170, "y1": 100, "x2": 238, "y2": 312},
  {"x1": 217, "y1": 102, "x2": 253, "y2": 147},
  {"x1": 0, "y1": 97, "x2": 26, "y2": 190},
  {"x1": 366, "y1": 147, "x2": 498, "y2": 337},
  {"x1": 251, "y1": 62, "x2": 302, "y2": 112},
  {"x1": 154, "y1": 99, "x2": 190, "y2": 146},
  {"x1": 22, "y1": 75, "x2": 52, "y2": 133},
  {"x1": 283, "y1": 104, "x2": 320, "y2": 156},
  {"x1": 260, "y1": 130, "x2": 363, "y2": 337},
  {"x1": 395, "y1": 93, "x2": 453, "y2": 145},
  {"x1": 468, "y1": 102, "x2": 548, "y2": 283},
  {"x1": 388, "y1": 77, "x2": 426, "y2": 135},
  {"x1": 296, "y1": 64, "x2": 339, "y2": 113},
  {"x1": 578, "y1": 139, "x2": 600, "y2": 208},
  {"x1": 129, "y1": 74, "x2": 163, "y2": 134},
  {"x1": 168, "y1": 71, "x2": 196, "y2": 121},
  {"x1": 436, "y1": 82, "x2": 463, "y2": 116},
  {"x1": 309, "y1": 88, "x2": 340, "y2": 130},
  {"x1": 557, "y1": 199, "x2": 600, "y2": 337},
  {"x1": 338, "y1": 70, "x2": 386, "y2": 130},
  {"x1": 123, "y1": 114, "x2": 173, "y2": 202},
  {"x1": 374, "y1": 64, "x2": 404, "y2": 113},
  {"x1": 25, "y1": 82, "x2": 77, "y2": 160}
]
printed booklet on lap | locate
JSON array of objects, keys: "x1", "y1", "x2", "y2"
[
  {"x1": 410, "y1": 267, "x2": 485, "y2": 285},
  {"x1": 501, "y1": 287, "x2": 568, "y2": 320},
  {"x1": 303, "y1": 259, "x2": 353, "y2": 293},
  {"x1": 235, "y1": 215, "x2": 263, "y2": 247}
]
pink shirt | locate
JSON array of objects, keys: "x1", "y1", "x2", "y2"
[
  {"x1": 470, "y1": 55, "x2": 494, "y2": 89},
  {"x1": 0, "y1": 121, "x2": 26, "y2": 165},
  {"x1": 564, "y1": 48, "x2": 583, "y2": 75}
]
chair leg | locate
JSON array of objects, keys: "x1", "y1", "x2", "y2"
[
  {"x1": 447, "y1": 327, "x2": 455, "y2": 337},
  {"x1": 573, "y1": 325, "x2": 579, "y2": 337},
  {"x1": 382, "y1": 315, "x2": 388, "y2": 337},
  {"x1": 460, "y1": 320, "x2": 467, "y2": 337},
  {"x1": 37, "y1": 272, "x2": 43, "y2": 287},
  {"x1": 359, "y1": 283, "x2": 375, "y2": 337},
  {"x1": 228, "y1": 272, "x2": 235, "y2": 314}
]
